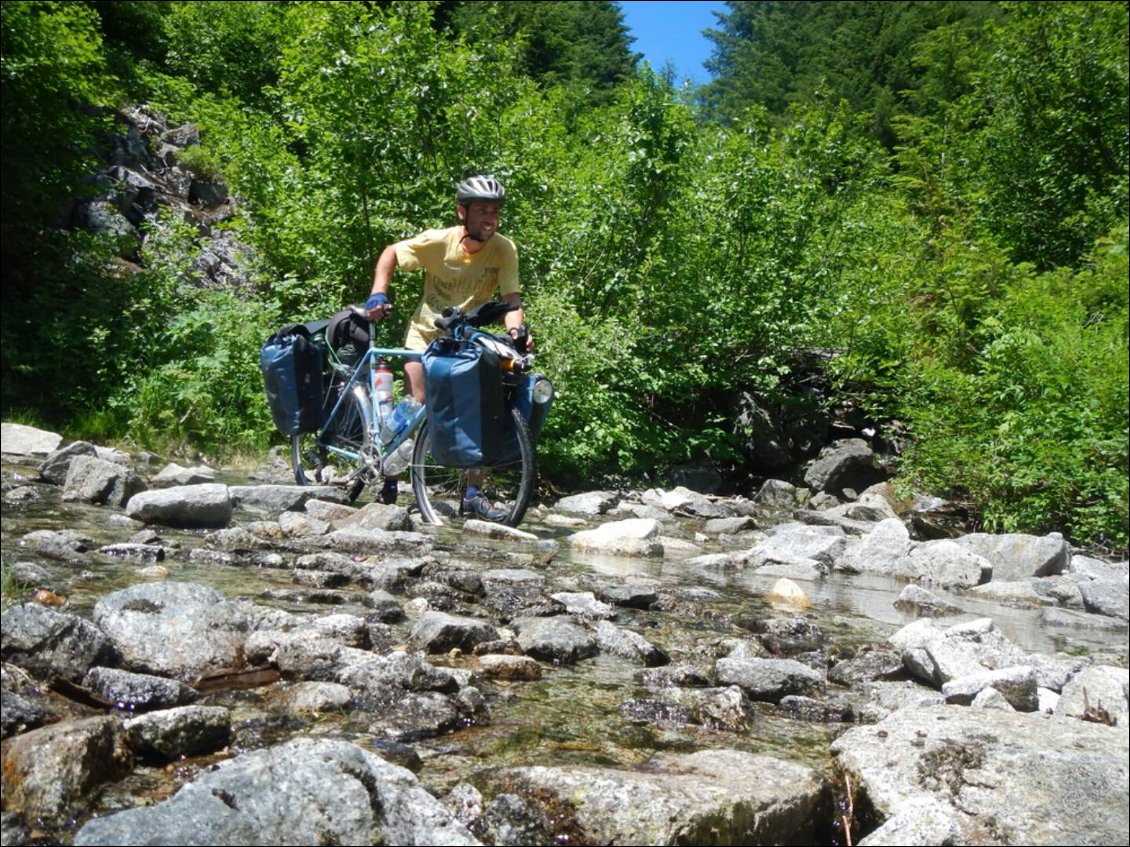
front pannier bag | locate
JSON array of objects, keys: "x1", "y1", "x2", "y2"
[
  {"x1": 260, "y1": 326, "x2": 325, "y2": 436},
  {"x1": 423, "y1": 337, "x2": 505, "y2": 467}
]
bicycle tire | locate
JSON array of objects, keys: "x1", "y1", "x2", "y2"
[
  {"x1": 291, "y1": 386, "x2": 372, "y2": 502},
  {"x1": 411, "y1": 406, "x2": 535, "y2": 527}
]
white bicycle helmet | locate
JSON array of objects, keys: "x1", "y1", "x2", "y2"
[{"x1": 456, "y1": 174, "x2": 506, "y2": 205}]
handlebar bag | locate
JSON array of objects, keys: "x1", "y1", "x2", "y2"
[
  {"x1": 423, "y1": 337, "x2": 505, "y2": 467},
  {"x1": 260, "y1": 326, "x2": 325, "y2": 436}
]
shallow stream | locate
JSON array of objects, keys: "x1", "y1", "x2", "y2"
[{"x1": 2, "y1": 455, "x2": 1125, "y2": 843}]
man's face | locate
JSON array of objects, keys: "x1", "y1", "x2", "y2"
[{"x1": 460, "y1": 200, "x2": 501, "y2": 242}]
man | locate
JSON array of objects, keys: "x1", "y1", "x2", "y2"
[{"x1": 366, "y1": 173, "x2": 532, "y2": 519}]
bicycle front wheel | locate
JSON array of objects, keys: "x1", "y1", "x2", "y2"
[
  {"x1": 291, "y1": 386, "x2": 372, "y2": 501},
  {"x1": 411, "y1": 406, "x2": 535, "y2": 527}
]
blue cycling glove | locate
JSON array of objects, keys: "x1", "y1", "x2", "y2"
[{"x1": 365, "y1": 292, "x2": 390, "y2": 311}]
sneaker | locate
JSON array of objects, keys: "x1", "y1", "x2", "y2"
[
  {"x1": 379, "y1": 479, "x2": 399, "y2": 505},
  {"x1": 462, "y1": 492, "x2": 507, "y2": 522}
]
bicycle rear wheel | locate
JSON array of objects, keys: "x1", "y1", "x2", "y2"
[
  {"x1": 291, "y1": 386, "x2": 372, "y2": 501},
  {"x1": 411, "y1": 406, "x2": 535, "y2": 527}
]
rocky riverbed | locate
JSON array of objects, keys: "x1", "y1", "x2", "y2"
[{"x1": 2, "y1": 422, "x2": 1127, "y2": 846}]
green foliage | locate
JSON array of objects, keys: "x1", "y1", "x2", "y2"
[
  {"x1": 701, "y1": 1, "x2": 1001, "y2": 145},
  {"x1": 446, "y1": 1, "x2": 639, "y2": 110},
  {"x1": 899, "y1": 226, "x2": 1129, "y2": 549},
  {"x1": 958, "y1": 1, "x2": 1130, "y2": 269},
  {"x1": 160, "y1": 1, "x2": 293, "y2": 106}
]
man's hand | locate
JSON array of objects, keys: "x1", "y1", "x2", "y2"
[
  {"x1": 509, "y1": 324, "x2": 536, "y2": 354},
  {"x1": 366, "y1": 292, "x2": 393, "y2": 321}
]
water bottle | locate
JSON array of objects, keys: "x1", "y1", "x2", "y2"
[
  {"x1": 380, "y1": 396, "x2": 421, "y2": 444},
  {"x1": 373, "y1": 359, "x2": 394, "y2": 426},
  {"x1": 383, "y1": 437, "x2": 414, "y2": 477}
]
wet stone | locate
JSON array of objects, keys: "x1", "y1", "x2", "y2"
[{"x1": 82, "y1": 666, "x2": 198, "y2": 711}]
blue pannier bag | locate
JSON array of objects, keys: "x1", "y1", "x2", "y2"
[
  {"x1": 260, "y1": 325, "x2": 325, "y2": 436},
  {"x1": 423, "y1": 337, "x2": 505, "y2": 467}
]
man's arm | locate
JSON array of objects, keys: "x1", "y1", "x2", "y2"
[
  {"x1": 367, "y1": 245, "x2": 399, "y2": 319},
  {"x1": 501, "y1": 291, "x2": 534, "y2": 352}
]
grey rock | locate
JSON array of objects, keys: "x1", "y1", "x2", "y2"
[
  {"x1": 1, "y1": 716, "x2": 124, "y2": 824},
  {"x1": 323, "y1": 527, "x2": 433, "y2": 556},
  {"x1": 229, "y1": 483, "x2": 348, "y2": 514},
  {"x1": 124, "y1": 705, "x2": 231, "y2": 759},
  {"x1": 82, "y1": 667, "x2": 197, "y2": 710},
  {"x1": 568, "y1": 519, "x2": 665, "y2": 558},
  {"x1": 758, "y1": 522, "x2": 847, "y2": 564},
  {"x1": 1056, "y1": 665, "x2": 1129, "y2": 726},
  {"x1": 593, "y1": 620, "x2": 670, "y2": 666},
  {"x1": 513, "y1": 616, "x2": 598, "y2": 664},
  {"x1": 857, "y1": 797, "x2": 961, "y2": 846},
  {"x1": 829, "y1": 649, "x2": 906, "y2": 685},
  {"x1": 2, "y1": 422, "x2": 63, "y2": 456},
  {"x1": 1040, "y1": 605, "x2": 1129, "y2": 634},
  {"x1": 73, "y1": 738, "x2": 480, "y2": 846},
  {"x1": 714, "y1": 656, "x2": 825, "y2": 702},
  {"x1": 941, "y1": 666, "x2": 1038, "y2": 711},
  {"x1": 1, "y1": 604, "x2": 115, "y2": 682},
  {"x1": 753, "y1": 478, "x2": 809, "y2": 509},
  {"x1": 635, "y1": 664, "x2": 712, "y2": 689},
  {"x1": 893, "y1": 583, "x2": 962, "y2": 616},
  {"x1": 803, "y1": 438, "x2": 887, "y2": 496},
  {"x1": 702, "y1": 516, "x2": 756, "y2": 535},
  {"x1": 1, "y1": 666, "x2": 55, "y2": 737},
  {"x1": 476, "y1": 654, "x2": 543, "y2": 681},
  {"x1": 1079, "y1": 578, "x2": 1130, "y2": 621},
  {"x1": 63, "y1": 455, "x2": 147, "y2": 507},
  {"x1": 899, "y1": 539, "x2": 988, "y2": 588},
  {"x1": 93, "y1": 582, "x2": 250, "y2": 682},
  {"x1": 273, "y1": 681, "x2": 353, "y2": 714},
  {"x1": 595, "y1": 582, "x2": 658, "y2": 609},
  {"x1": 410, "y1": 611, "x2": 499, "y2": 654},
  {"x1": 890, "y1": 618, "x2": 1029, "y2": 688},
  {"x1": 550, "y1": 591, "x2": 615, "y2": 620},
  {"x1": 149, "y1": 462, "x2": 216, "y2": 488},
  {"x1": 470, "y1": 793, "x2": 554, "y2": 847},
  {"x1": 278, "y1": 510, "x2": 331, "y2": 537},
  {"x1": 778, "y1": 694, "x2": 854, "y2": 722},
  {"x1": 554, "y1": 491, "x2": 619, "y2": 515},
  {"x1": 492, "y1": 749, "x2": 827, "y2": 846},
  {"x1": 125, "y1": 483, "x2": 232, "y2": 528},
  {"x1": 839, "y1": 518, "x2": 913, "y2": 575},
  {"x1": 38, "y1": 441, "x2": 98, "y2": 484},
  {"x1": 304, "y1": 497, "x2": 357, "y2": 522},
  {"x1": 335, "y1": 501, "x2": 414, "y2": 532},
  {"x1": 954, "y1": 532, "x2": 1070, "y2": 582},
  {"x1": 832, "y1": 705, "x2": 1129, "y2": 846}
]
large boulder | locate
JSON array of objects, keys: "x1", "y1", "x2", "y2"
[
  {"x1": 1, "y1": 604, "x2": 116, "y2": 682},
  {"x1": 73, "y1": 738, "x2": 479, "y2": 845},
  {"x1": 488, "y1": 749, "x2": 828, "y2": 845},
  {"x1": 832, "y1": 705, "x2": 1129, "y2": 846},
  {"x1": 125, "y1": 483, "x2": 233, "y2": 528},
  {"x1": 92, "y1": 582, "x2": 250, "y2": 682},
  {"x1": 1, "y1": 423, "x2": 63, "y2": 456},
  {"x1": 63, "y1": 455, "x2": 147, "y2": 507},
  {"x1": 803, "y1": 438, "x2": 887, "y2": 496}
]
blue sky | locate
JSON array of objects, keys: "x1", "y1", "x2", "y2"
[{"x1": 617, "y1": 1, "x2": 728, "y2": 87}]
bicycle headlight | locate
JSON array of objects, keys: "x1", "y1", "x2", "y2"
[{"x1": 532, "y1": 376, "x2": 554, "y2": 404}]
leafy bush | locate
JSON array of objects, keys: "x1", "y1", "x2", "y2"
[{"x1": 899, "y1": 226, "x2": 1129, "y2": 550}]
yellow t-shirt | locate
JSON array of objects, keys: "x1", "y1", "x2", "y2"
[{"x1": 396, "y1": 227, "x2": 520, "y2": 350}]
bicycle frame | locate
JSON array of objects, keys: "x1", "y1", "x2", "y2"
[{"x1": 316, "y1": 322, "x2": 424, "y2": 476}]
